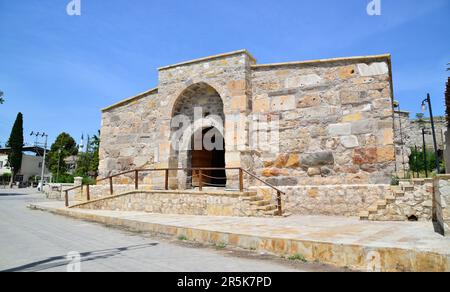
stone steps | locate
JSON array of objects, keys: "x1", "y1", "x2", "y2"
[
  {"x1": 250, "y1": 200, "x2": 271, "y2": 207},
  {"x1": 359, "y1": 178, "x2": 433, "y2": 221},
  {"x1": 254, "y1": 205, "x2": 277, "y2": 212}
]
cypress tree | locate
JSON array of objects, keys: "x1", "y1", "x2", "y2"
[{"x1": 7, "y1": 112, "x2": 24, "y2": 185}]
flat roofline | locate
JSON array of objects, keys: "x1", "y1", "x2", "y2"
[
  {"x1": 251, "y1": 54, "x2": 391, "y2": 69},
  {"x1": 101, "y1": 87, "x2": 158, "y2": 113},
  {"x1": 158, "y1": 50, "x2": 257, "y2": 71}
]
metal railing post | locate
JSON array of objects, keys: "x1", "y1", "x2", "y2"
[
  {"x1": 109, "y1": 177, "x2": 113, "y2": 195},
  {"x1": 86, "y1": 184, "x2": 90, "y2": 201},
  {"x1": 277, "y1": 191, "x2": 282, "y2": 216},
  {"x1": 135, "y1": 170, "x2": 139, "y2": 190},
  {"x1": 239, "y1": 168, "x2": 244, "y2": 192},
  {"x1": 165, "y1": 169, "x2": 169, "y2": 190},
  {"x1": 198, "y1": 169, "x2": 203, "y2": 192},
  {"x1": 65, "y1": 190, "x2": 69, "y2": 207}
]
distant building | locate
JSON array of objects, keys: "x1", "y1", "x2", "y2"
[
  {"x1": 64, "y1": 155, "x2": 78, "y2": 174},
  {"x1": 0, "y1": 146, "x2": 50, "y2": 184}
]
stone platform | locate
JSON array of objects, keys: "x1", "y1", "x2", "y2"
[{"x1": 29, "y1": 201, "x2": 450, "y2": 272}]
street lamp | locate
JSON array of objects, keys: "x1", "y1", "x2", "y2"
[
  {"x1": 421, "y1": 93, "x2": 440, "y2": 174},
  {"x1": 421, "y1": 128, "x2": 431, "y2": 178}
]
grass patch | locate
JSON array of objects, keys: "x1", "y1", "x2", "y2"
[
  {"x1": 177, "y1": 235, "x2": 188, "y2": 241},
  {"x1": 287, "y1": 253, "x2": 307, "y2": 262},
  {"x1": 213, "y1": 242, "x2": 227, "y2": 249}
]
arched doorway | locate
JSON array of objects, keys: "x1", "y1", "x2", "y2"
[
  {"x1": 189, "y1": 127, "x2": 226, "y2": 188},
  {"x1": 169, "y1": 82, "x2": 226, "y2": 189}
]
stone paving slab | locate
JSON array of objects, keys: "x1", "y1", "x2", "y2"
[{"x1": 29, "y1": 201, "x2": 450, "y2": 272}]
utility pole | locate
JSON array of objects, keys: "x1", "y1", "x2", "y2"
[
  {"x1": 40, "y1": 134, "x2": 48, "y2": 192},
  {"x1": 31, "y1": 131, "x2": 48, "y2": 192}
]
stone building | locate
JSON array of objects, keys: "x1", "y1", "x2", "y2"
[{"x1": 97, "y1": 50, "x2": 397, "y2": 216}]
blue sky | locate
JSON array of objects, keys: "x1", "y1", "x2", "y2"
[{"x1": 0, "y1": 0, "x2": 449, "y2": 147}]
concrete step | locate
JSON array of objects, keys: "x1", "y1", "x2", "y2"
[
  {"x1": 359, "y1": 211, "x2": 370, "y2": 220},
  {"x1": 394, "y1": 190, "x2": 405, "y2": 197},
  {"x1": 368, "y1": 206, "x2": 378, "y2": 214},
  {"x1": 402, "y1": 185, "x2": 415, "y2": 192},
  {"x1": 242, "y1": 196, "x2": 259, "y2": 202},
  {"x1": 250, "y1": 200, "x2": 271, "y2": 207},
  {"x1": 253, "y1": 205, "x2": 277, "y2": 211},
  {"x1": 385, "y1": 195, "x2": 396, "y2": 203},
  {"x1": 377, "y1": 200, "x2": 387, "y2": 209},
  {"x1": 262, "y1": 209, "x2": 280, "y2": 216}
]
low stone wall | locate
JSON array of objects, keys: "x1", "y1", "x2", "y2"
[
  {"x1": 252, "y1": 184, "x2": 390, "y2": 217},
  {"x1": 434, "y1": 176, "x2": 450, "y2": 236},
  {"x1": 74, "y1": 190, "x2": 259, "y2": 217},
  {"x1": 86, "y1": 184, "x2": 150, "y2": 200},
  {"x1": 44, "y1": 183, "x2": 75, "y2": 200}
]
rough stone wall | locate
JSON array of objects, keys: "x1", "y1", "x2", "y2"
[
  {"x1": 252, "y1": 184, "x2": 390, "y2": 217},
  {"x1": 98, "y1": 90, "x2": 160, "y2": 179},
  {"x1": 405, "y1": 118, "x2": 447, "y2": 151},
  {"x1": 251, "y1": 59, "x2": 395, "y2": 185},
  {"x1": 433, "y1": 176, "x2": 450, "y2": 236},
  {"x1": 393, "y1": 111, "x2": 411, "y2": 177},
  {"x1": 75, "y1": 191, "x2": 259, "y2": 217}
]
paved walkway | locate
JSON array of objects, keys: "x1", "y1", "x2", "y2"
[
  {"x1": 30, "y1": 200, "x2": 450, "y2": 272},
  {"x1": 2, "y1": 190, "x2": 333, "y2": 272}
]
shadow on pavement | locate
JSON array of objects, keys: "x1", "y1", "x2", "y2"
[
  {"x1": 0, "y1": 193, "x2": 31, "y2": 197},
  {"x1": 1, "y1": 243, "x2": 159, "y2": 272}
]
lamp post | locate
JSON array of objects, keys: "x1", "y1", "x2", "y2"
[
  {"x1": 422, "y1": 128, "x2": 429, "y2": 178},
  {"x1": 421, "y1": 93, "x2": 440, "y2": 174}
]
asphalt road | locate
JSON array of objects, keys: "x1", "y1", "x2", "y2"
[{"x1": 0, "y1": 188, "x2": 341, "y2": 272}]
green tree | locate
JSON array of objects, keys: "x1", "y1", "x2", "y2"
[
  {"x1": 75, "y1": 131, "x2": 100, "y2": 182},
  {"x1": 89, "y1": 131, "x2": 100, "y2": 175},
  {"x1": 47, "y1": 133, "x2": 78, "y2": 182},
  {"x1": 409, "y1": 148, "x2": 437, "y2": 174},
  {"x1": 7, "y1": 113, "x2": 24, "y2": 186}
]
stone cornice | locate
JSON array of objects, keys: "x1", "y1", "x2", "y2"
[
  {"x1": 158, "y1": 49, "x2": 257, "y2": 71},
  {"x1": 251, "y1": 54, "x2": 391, "y2": 69},
  {"x1": 101, "y1": 87, "x2": 158, "y2": 113}
]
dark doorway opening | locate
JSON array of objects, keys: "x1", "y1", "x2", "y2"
[{"x1": 190, "y1": 127, "x2": 226, "y2": 188}]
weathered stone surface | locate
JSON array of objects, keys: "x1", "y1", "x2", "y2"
[
  {"x1": 341, "y1": 135, "x2": 359, "y2": 149},
  {"x1": 297, "y1": 94, "x2": 321, "y2": 108},
  {"x1": 357, "y1": 62, "x2": 389, "y2": 77},
  {"x1": 271, "y1": 95, "x2": 296, "y2": 111},
  {"x1": 351, "y1": 120, "x2": 377, "y2": 135},
  {"x1": 340, "y1": 91, "x2": 366, "y2": 105},
  {"x1": 377, "y1": 146, "x2": 395, "y2": 163},
  {"x1": 285, "y1": 74, "x2": 322, "y2": 88},
  {"x1": 352, "y1": 147, "x2": 377, "y2": 165},
  {"x1": 301, "y1": 151, "x2": 334, "y2": 167},
  {"x1": 307, "y1": 167, "x2": 321, "y2": 177},
  {"x1": 339, "y1": 65, "x2": 356, "y2": 79},
  {"x1": 328, "y1": 123, "x2": 352, "y2": 137},
  {"x1": 342, "y1": 112, "x2": 363, "y2": 122}
]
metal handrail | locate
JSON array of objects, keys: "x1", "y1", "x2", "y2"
[{"x1": 63, "y1": 167, "x2": 285, "y2": 215}]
